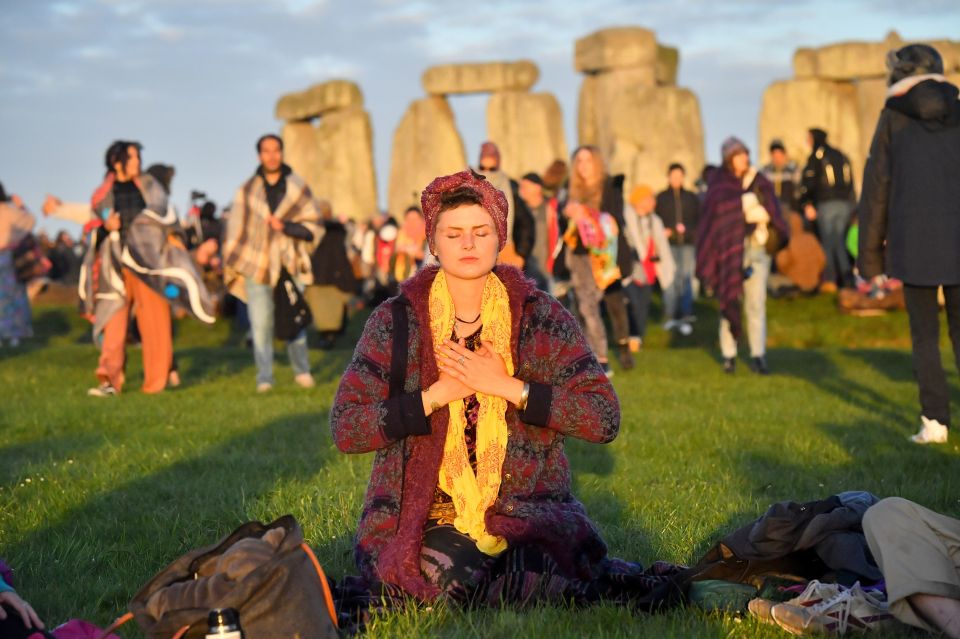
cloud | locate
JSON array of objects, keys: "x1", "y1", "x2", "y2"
[
  {"x1": 290, "y1": 54, "x2": 363, "y2": 81},
  {"x1": 49, "y1": 2, "x2": 82, "y2": 18},
  {"x1": 70, "y1": 45, "x2": 114, "y2": 60}
]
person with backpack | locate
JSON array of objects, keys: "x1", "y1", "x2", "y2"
[
  {"x1": 330, "y1": 168, "x2": 678, "y2": 608},
  {"x1": 800, "y1": 128, "x2": 856, "y2": 292},
  {"x1": 222, "y1": 134, "x2": 322, "y2": 393},
  {"x1": 859, "y1": 44, "x2": 960, "y2": 445}
]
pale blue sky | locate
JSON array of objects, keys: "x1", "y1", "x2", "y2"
[{"x1": 2, "y1": 0, "x2": 957, "y2": 234}]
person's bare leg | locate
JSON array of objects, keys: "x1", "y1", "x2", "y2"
[{"x1": 910, "y1": 594, "x2": 960, "y2": 639}]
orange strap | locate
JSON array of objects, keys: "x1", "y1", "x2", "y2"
[
  {"x1": 97, "y1": 612, "x2": 133, "y2": 639},
  {"x1": 301, "y1": 542, "x2": 339, "y2": 629},
  {"x1": 172, "y1": 625, "x2": 191, "y2": 639}
]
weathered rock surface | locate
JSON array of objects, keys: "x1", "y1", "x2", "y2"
[
  {"x1": 388, "y1": 97, "x2": 466, "y2": 216},
  {"x1": 656, "y1": 44, "x2": 679, "y2": 86},
  {"x1": 422, "y1": 61, "x2": 539, "y2": 96},
  {"x1": 281, "y1": 106, "x2": 378, "y2": 220},
  {"x1": 578, "y1": 67, "x2": 657, "y2": 151},
  {"x1": 275, "y1": 79, "x2": 363, "y2": 121},
  {"x1": 575, "y1": 27, "x2": 658, "y2": 73},
  {"x1": 607, "y1": 86, "x2": 705, "y2": 193},
  {"x1": 486, "y1": 91, "x2": 568, "y2": 179}
]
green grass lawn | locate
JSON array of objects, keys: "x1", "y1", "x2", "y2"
[{"x1": 2, "y1": 294, "x2": 959, "y2": 637}]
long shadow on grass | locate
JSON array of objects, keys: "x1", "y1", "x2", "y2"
[
  {"x1": 4, "y1": 411, "x2": 339, "y2": 622},
  {"x1": 0, "y1": 307, "x2": 75, "y2": 361},
  {"x1": 0, "y1": 430, "x2": 104, "y2": 486}
]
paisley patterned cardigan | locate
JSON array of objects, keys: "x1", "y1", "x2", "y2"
[{"x1": 330, "y1": 264, "x2": 621, "y2": 601}]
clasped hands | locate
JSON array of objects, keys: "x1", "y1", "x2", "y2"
[{"x1": 424, "y1": 339, "x2": 523, "y2": 414}]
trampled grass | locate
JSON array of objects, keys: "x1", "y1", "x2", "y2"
[{"x1": 1, "y1": 294, "x2": 958, "y2": 637}]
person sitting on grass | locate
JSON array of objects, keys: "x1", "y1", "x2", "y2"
[
  {"x1": 331, "y1": 168, "x2": 675, "y2": 606},
  {"x1": 0, "y1": 560, "x2": 47, "y2": 639}
]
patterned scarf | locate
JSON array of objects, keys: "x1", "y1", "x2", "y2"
[{"x1": 428, "y1": 270, "x2": 512, "y2": 556}]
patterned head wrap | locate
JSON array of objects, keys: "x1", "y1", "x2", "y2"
[{"x1": 421, "y1": 168, "x2": 509, "y2": 251}]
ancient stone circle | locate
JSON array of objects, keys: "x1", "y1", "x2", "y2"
[{"x1": 273, "y1": 27, "x2": 959, "y2": 219}]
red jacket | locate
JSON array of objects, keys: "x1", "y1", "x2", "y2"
[{"x1": 330, "y1": 264, "x2": 620, "y2": 600}]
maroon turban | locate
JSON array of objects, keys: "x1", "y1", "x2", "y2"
[{"x1": 421, "y1": 168, "x2": 509, "y2": 251}]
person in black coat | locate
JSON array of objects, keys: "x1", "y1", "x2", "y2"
[
  {"x1": 655, "y1": 162, "x2": 701, "y2": 333},
  {"x1": 859, "y1": 43, "x2": 960, "y2": 445}
]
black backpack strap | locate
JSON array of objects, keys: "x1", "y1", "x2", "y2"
[{"x1": 389, "y1": 297, "x2": 409, "y2": 398}]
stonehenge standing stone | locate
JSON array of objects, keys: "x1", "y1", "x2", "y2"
[
  {"x1": 276, "y1": 79, "x2": 377, "y2": 220},
  {"x1": 759, "y1": 33, "x2": 960, "y2": 191},
  {"x1": 607, "y1": 86, "x2": 705, "y2": 193},
  {"x1": 388, "y1": 96, "x2": 466, "y2": 217},
  {"x1": 575, "y1": 27, "x2": 704, "y2": 191},
  {"x1": 487, "y1": 91, "x2": 568, "y2": 180},
  {"x1": 422, "y1": 61, "x2": 539, "y2": 95}
]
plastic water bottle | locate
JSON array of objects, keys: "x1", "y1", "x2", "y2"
[{"x1": 206, "y1": 608, "x2": 244, "y2": 638}]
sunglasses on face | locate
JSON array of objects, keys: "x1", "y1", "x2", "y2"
[{"x1": 479, "y1": 165, "x2": 497, "y2": 172}]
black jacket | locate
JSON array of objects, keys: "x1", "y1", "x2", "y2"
[
  {"x1": 800, "y1": 131, "x2": 855, "y2": 206},
  {"x1": 311, "y1": 221, "x2": 357, "y2": 294},
  {"x1": 509, "y1": 179, "x2": 536, "y2": 260},
  {"x1": 655, "y1": 187, "x2": 701, "y2": 245},
  {"x1": 859, "y1": 79, "x2": 960, "y2": 285}
]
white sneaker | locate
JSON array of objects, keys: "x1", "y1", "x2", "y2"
[
  {"x1": 256, "y1": 382, "x2": 273, "y2": 393},
  {"x1": 663, "y1": 320, "x2": 678, "y2": 331},
  {"x1": 87, "y1": 382, "x2": 117, "y2": 397},
  {"x1": 910, "y1": 416, "x2": 948, "y2": 444},
  {"x1": 678, "y1": 322, "x2": 693, "y2": 336},
  {"x1": 9, "y1": 337, "x2": 20, "y2": 348},
  {"x1": 771, "y1": 581, "x2": 894, "y2": 635},
  {"x1": 294, "y1": 373, "x2": 315, "y2": 389}
]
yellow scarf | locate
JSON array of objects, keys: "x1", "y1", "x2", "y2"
[{"x1": 429, "y1": 270, "x2": 512, "y2": 556}]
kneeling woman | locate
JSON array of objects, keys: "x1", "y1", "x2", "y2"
[{"x1": 331, "y1": 169, "x2": 657, "y2": 606}]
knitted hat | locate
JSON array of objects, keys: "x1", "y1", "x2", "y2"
[
  {"x1": 521, "y1": 172, "x2": 544, "y2": 186},
  {"x1": 478, "y1": 141, "x2": 501, "y2": 169},
  {"x1": 769, "y1": 138, "x2": 786, "y2": 153},
  {"x1": 421, "y1": 169, "x2": 509, "y2": 251},
  {"x1": 886, "y1": 44, "x2": 944, "y2": 86},
  {"x1": 628, "y1": 184, "x2": 654, "y2": 205},
  {"x1": 721, "y1": 136, "x2": 749, "y2": 161}
]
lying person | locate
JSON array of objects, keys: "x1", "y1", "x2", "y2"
[
  {"x1": 863, "y1": 497, "x2": 960, "y2": 638},
  {"x1": 330, "y1": 169, "x2": 670, "y2": 606}
]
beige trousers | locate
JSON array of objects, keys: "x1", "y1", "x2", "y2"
[{"x1": 863, "y1": 497, "x2": 960, "y2": 632}]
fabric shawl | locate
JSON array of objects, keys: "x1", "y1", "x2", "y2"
[
  {"x1": 429, "y1": 270, "x2": 512, "y2": 556},
  {"x1": 623, "y1": 211, "x2": 675, "y2": 289},
  {"x1": 697, "y1": 169, "x2": 748, "y2": 338},
  {"x1": 0, "y1": 202, "x2": 35, "y2": 250},
  {"x1": 79, "y1": 175, "x2": 215, "y2": 336},
  {"x1": 222, "y1": 168, "x2": 322, "y2": 294}
]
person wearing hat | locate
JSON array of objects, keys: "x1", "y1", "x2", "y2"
[
  {"x1": 475, "y1": 142, "x2": 535, "y2": 271},
  {"x1": 622, "y1": 184, "x2": 675, "y2": 350},
  {"x1": 331, "y1": 168, "x2": 670, "y2": 606},
  {"x1": 697, "y1": 137, "x2": 789, "y2": 375},
  {"x1": 517, "y1": 171, "x2": 553, "y2": 292},
  {"x1": 859, "y1": 43, "x2": 960, "y2": 445},
  {"x1": 761, "y1": 140, "x2": 802, "y2": 218}
]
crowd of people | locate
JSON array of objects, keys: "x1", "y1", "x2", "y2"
[{"x1": 1, "y1": 42, "x2": 959, "y2": 639}]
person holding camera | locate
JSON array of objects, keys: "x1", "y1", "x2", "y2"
[{"x1": 621, "y1": 184, "x2": 675, "y2": 351}]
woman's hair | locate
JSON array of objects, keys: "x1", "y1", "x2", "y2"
[
  {"x1": 568, "y1": 145, "x2": 606, "y2": 208},
  {"x1": 104, "y1": 140, "x2": 143, "y2": 174},
  {"x1": 437, "y1": 186, "x2": 484, "y2": 215}
]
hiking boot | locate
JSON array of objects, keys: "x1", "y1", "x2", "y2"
[
  {"x1": 771, "y1": 582, "x2": 894, "y2": 635},
  {"x1": 723, "y1": 358, "x2": 736, "y2": 374},
  {"x1": 748, "y1": 597, "x2": 777, "y2": 625},
  {"x1": 910, "y1": 416, "x2": 948, "y2": 444},
  {"x1": 617, "y1": 342, "x2": 635, "y2": 370},
  {"x1": 678, "y1": 321, "x2": 693, "y2": 336},
  {"x1": 87, "y1": 382, "x2": 117, "y2": 398},
  {"x1": 294, "y1": 373, "x2": 316, "y2": 389},
  {"x1": 256, "y1": 382, "x2": 273, "y2": 393},
  {"x1": 749, "y1": 356, "x2": 770, "y2": 375}
]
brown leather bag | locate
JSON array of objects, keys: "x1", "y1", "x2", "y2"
[{"x1": 99, "y1": 515, "x2": 338, "y2": 639}]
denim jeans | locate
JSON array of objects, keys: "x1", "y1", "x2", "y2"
[
  {"x1": 664, "y1": 245, "x2": 695, "y2": 320},
  {"x1": 817, "y1": 199, "x2": 853, "y2": 287},
  {"x1": 904, "y1": 284, "x2": 960, "y2": 426},
  {"x1": 719, "y1": 243, "x2": 770, "y2": 359},
  {"x1": 245, "y1": 279, "x2": 310, "y2": 385},
  {"x1": 624, "y1": 282, "x2": 653, "y2": 339}
]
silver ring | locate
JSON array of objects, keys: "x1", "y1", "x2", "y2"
[{"x1": 458, "y1": 356, "x2": 465, "y2": 365}]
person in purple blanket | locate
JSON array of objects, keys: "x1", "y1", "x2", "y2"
[
  {"x1": 697, "y1": 137, "x2": 789, "y2": 375},
  {"x1": 0, "y1": 560, "x2": 48, "y2": 638},
  {"x1": 330, "y1": 169, "x2": 681, "y2": 609}
]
